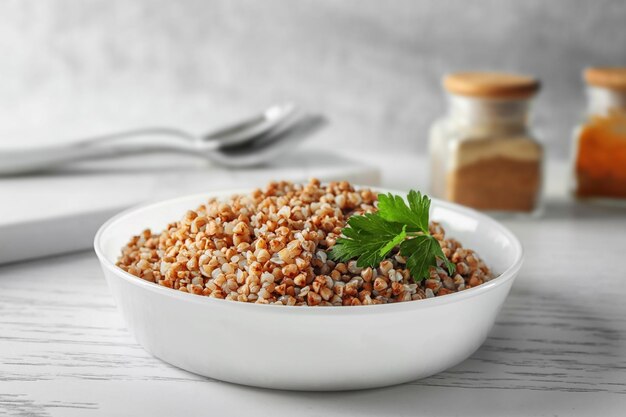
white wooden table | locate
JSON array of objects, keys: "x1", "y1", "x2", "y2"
[{"x1": 1, "y1": 152, "x2": 625, "y2": 416}]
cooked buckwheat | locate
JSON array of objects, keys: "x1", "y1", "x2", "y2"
[{"x1": 116, "y1": 179, "x2": 493, "y2": 306}]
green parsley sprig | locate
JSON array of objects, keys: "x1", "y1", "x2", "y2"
[{"x1": 328, "y1": 190, "x2": 455, "y2": 281}]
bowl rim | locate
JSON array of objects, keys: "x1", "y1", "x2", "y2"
[{"x1": 94, "y1": 186, "x2": 524, "y2": 315}]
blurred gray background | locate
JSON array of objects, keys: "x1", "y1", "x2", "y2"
[{"x1": 1, "y1": 0, "x2": 625, "y2": 158}]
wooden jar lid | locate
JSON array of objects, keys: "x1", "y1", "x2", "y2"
[
  {"x1": 584, "y1": 67, "x2": 626, "y2": 91},
  {"x1": 444, "y1": 72, "x2": 540, "y2": 99}
]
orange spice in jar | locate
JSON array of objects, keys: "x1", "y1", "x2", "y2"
[
  {"x1": 429, "y1": 72, "x2": 543, "y2": 214},
  {"x1": 573, "y1": 67, "x2": 626, "y2": 201}
]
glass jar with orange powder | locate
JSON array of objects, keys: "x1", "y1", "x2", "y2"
[{"x1": 572, "y1": 67, "x2": 626, "y2": 202}]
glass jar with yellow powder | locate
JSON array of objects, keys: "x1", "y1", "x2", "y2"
[
  {"x1": 429, "y1": 72, "x2": 543, "y2": 214},
  {"x1": 572, "y1": 67, "x2": 626, "y2": 202}
]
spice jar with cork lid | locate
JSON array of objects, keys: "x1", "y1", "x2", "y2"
[
  {"x1": 429, "y1": 72, "x2": 543, "y2": 214},
  {"x1": 572, "y1": 67, "x2": 626, "y2": 202}
]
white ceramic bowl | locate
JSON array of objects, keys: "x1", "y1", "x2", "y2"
[{"x1": 94, "y1": 188, "x2": 523, "y2": 391}]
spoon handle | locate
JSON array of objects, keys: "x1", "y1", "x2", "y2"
[
  {"x1": 0, "y1": 128, "x2": 207, "y2": 175},
  {"x1": 0, "y1": 103, "x2": 299, "y2": 175}
]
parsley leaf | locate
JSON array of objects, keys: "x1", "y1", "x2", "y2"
[
  {"x1": 399, "y1": 234, "x2": 437, "y2": 280},
  {"x1": 399, "y1": 234, "x2": 455, "y2": 281},
  {"x1": 377, "y1": 190, "x2": 431, "y2": 233},
  {"x1": 329, "y1": 213, "x2": 406, "y2": 268},
  {"x1": 328, "y1": 190, "x2": 455, "y2": 282}
]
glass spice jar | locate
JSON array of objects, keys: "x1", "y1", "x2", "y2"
[
  {"x1": 429, "y1": 72, "x2": 543, "y2": 215},
  {"x1": 572, "y1": 67, "x2": 626, "y2": 202}
]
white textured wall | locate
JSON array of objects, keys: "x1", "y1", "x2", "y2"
[{"x1": 1, "y1": 0, "x2": 625, "y2": 157}]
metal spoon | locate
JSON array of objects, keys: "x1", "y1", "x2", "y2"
[{"x1": 0, "y1": 103, "x2": 326, "y2": 175}]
